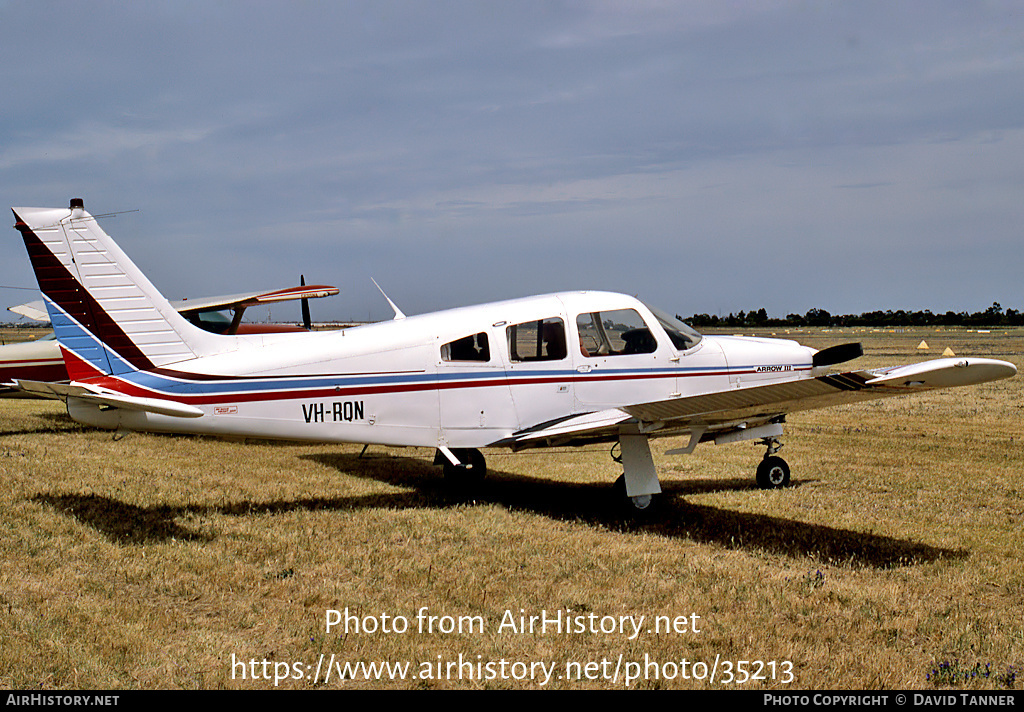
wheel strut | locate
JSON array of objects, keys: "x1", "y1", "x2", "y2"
[{"x1": 757, "y1": 436, "x2": 783, "y2": 458}]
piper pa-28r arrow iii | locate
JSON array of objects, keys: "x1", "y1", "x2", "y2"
[{"x1": 11, "y1": 200, "x2": 1017, "y2": 511}]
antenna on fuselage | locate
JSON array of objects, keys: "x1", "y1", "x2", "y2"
[{"x1": 371, "y1": 278, "x2": 406, "y2": 320}]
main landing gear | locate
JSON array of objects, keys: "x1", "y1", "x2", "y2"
[
  {"x1": 611, "y1": 431, "x2": 792, "y2": 514},
  {"x1": 611, "y1": 429, "x2": 662, "y2": 514},
  {"x1": 755, "y1": 436, "x2": 790, "y2": 489},
  {"x1": 434, "y1": 447, "x2": 486, "y2": 487},
  {"x1": 613, "y1": 473, "x2": 655, "y2": 512}
]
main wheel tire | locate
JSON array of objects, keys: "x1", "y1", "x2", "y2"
[
  {"x1": 614, "y1": 473, "x2": 657, "y2": 513},
  {"x1": 756, "y1": 455, "x2": 790, "y2": 489},
  {"x1": 443, "y1": 448, "x2": 486, "y2": 486}
]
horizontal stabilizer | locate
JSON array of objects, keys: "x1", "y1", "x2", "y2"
[{"x1": 14, "y1": 379, "x2": 204, "y2": 418}]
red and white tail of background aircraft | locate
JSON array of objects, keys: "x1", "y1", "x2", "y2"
[
  {"x1": 1, "y1": 283, "x2": 338, "y2": 395},
  {"x1": 11, "y1": 199, "x2": 1017, "y2": 511}
]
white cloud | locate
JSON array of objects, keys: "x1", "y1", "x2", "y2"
[{"x1": 0, "y1": 123, "x2": 214, "y2": 170}]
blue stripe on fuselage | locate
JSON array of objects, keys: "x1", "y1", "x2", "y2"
[{"x1": 47, "y1": 300, "x2": 812, "y2": 400}]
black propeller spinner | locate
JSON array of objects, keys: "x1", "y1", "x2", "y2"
[{"x1": 812, "y1": 342, "x2": 863, "y2": 368}]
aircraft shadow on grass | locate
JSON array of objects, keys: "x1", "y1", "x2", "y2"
[
  {"x1": 31, "y1": 452, "x2": 964, "y2": 569},
  {"x1": 0, "y1": 412, "x2": 92, "y2": 437}
]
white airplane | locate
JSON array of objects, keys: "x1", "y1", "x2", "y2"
[{"x1": 11, "y1": 200, "x2": 1017, "y2": 511}]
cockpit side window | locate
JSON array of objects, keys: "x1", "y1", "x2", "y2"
[
  {"x1": 441, "y1": 332, "x2": 490, "y2": 362},
  {"x1": 576, "y1": 308, "x2": 657, "y2": 357},
  {"x1": 507, "y1": 317, "x2": 567, "y2": 362}
]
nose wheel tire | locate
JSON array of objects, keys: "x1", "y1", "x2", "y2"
[{"x1": 756, "y1": 455, "x2": 790, "y2": 489}]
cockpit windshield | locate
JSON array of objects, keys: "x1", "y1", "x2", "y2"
[{"x1": 645, "y1": 304, "x2": 703, "y2": 351}]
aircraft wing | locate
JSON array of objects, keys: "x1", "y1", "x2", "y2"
[
  {"x1": 7, "y1": 300, "x2": 49, "y2": 321},
  {"x1": 494, "y1": 357, "x2": 1016, "y2": 448},
  {"x1": 8, "y1": 287, "x2": 338, "y2": 320},
  {"x1": 169, "y1": 284, "x2": 339, "y2": 314}
]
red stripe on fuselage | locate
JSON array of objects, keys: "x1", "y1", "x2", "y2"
[{"x1": 64, "y1": 365, "x2": 808, "y2": 408}]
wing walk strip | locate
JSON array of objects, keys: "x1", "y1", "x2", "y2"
[
  {"x1": 622, "y1": 374, "x2": 878, "y2": 424},
  {"x1": 818, "y1": 373, "x2": 871, "y2": 391}
]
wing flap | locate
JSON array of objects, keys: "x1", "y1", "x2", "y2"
[{"x1": 489, "y1": 409, "x2": 630, "y2": 447}]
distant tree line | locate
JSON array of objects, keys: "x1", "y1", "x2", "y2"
[{"x1": 683, "y1": 302, "x2": 1023, "y2": 328}]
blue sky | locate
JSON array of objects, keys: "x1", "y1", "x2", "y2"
[{"x1": 2, "y1": 1, "x2": 1022, "y2": 322}]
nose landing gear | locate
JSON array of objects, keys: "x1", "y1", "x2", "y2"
[{"x1": 755, "y1": 436, "x2": 790, "y2": 489}]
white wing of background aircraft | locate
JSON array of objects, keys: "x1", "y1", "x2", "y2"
[
  {"x1": 8, "y1": 300, "x2": 49, "y2": 321},
  {"x1": 10, "y1": 200, "x2": 1016, "y2": 512}
]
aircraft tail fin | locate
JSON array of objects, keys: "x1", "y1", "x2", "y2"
[{"x1": 13, "y1": 199, "x2": 227, "y2": 378}]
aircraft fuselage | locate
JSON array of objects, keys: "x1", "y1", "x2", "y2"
[{"x1": 62, "y1": 290, "x2": 815, "y2": 448}]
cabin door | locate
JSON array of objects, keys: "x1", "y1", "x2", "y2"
[
  {"x1": 437, "y1": 326, "x2": 517, "y2": 447},
  {"x1": 572, "y1": 307, "x2": 676, "y2": 410}
]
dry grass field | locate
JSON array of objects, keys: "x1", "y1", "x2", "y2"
[{"x1": 0, "y1": 326, "x2": 1021, "y2": 689}]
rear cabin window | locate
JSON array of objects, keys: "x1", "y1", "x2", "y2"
[
  {"x1": 441, "y1": 332, "x2": 490, "y2": 362},
  {"x1": 577, "y1": 309, "x2": 657, "y2": 357},
  {"x1": 507, "y1": 317, "x2": 567, "y2": 362}
]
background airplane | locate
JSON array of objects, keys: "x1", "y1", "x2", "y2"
[
  {"x1": 11, "y1": 200, "x2": 1016, "y2": 511},
  {"x1": 1, "y1": 283, "x2": 338, "y2": 395}
]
